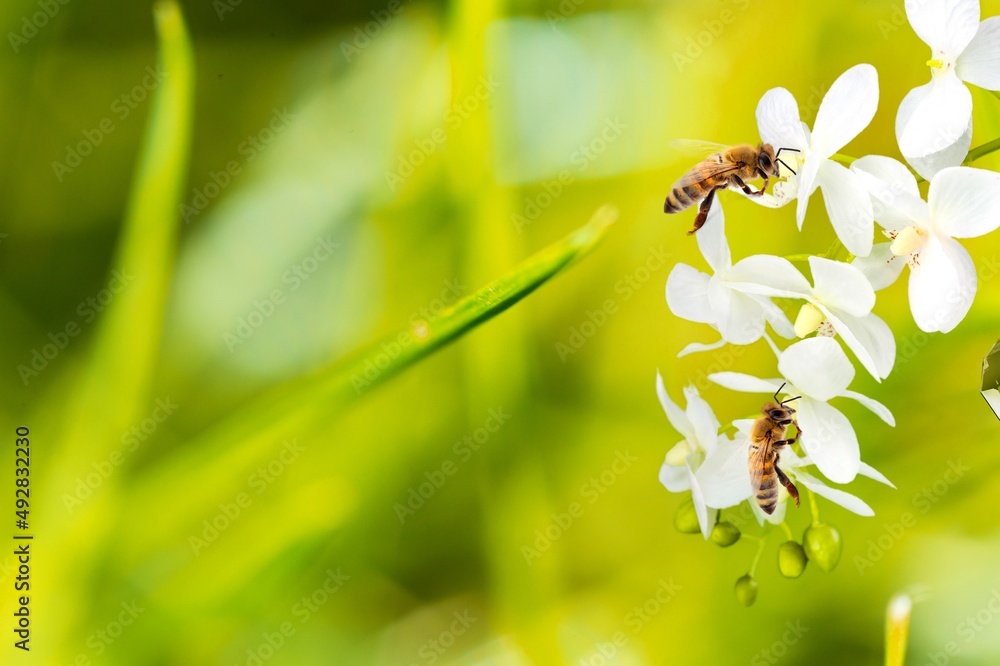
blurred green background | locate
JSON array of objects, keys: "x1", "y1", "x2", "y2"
[{"x1": 3, "y1": 0, "x2": 1000, "y2": 663}]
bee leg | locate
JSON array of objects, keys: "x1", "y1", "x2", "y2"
[
  {"x1": 731, "y1": 175, "x2": 764, "y2": 197},
  {"x1": 775, "y1": 464, "x2": 800, "y2": 507},
  {"x1": 687, "y1": 188, "x2": 717, "y2": 235}
]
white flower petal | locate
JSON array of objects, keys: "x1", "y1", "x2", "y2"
[
  {"x1": 695, "y1": 200, "x2": 730, "y2": 272},
  {"x1": 696, "y1": 439, "x2": 753, "y2": 509},
  {"x1": 793, "y1": 469, "x2": 874, "y2": 517},
  {"x1": 725, "y1": 254, "x2": 812, "y2": 297},
  {"x1": 709, "y1": 279, "x2": 766, "y2": 345},
  {"x1": 683, "y1": 386, "x2": 720, "y2": 454},
  {"x1": 794, "y1": 156, "x2": 822, "y2": 230},
  {"x1": 708, "y1": 372, "x2": 782, "y2": 395},
  {"x1": 753, "y1": 294, "x2": 796, "y2": 340},
  {"x1": 956, "y1": 16, "x2": 1000, "y2": 89},
  {"x1": 677, "y1": 339, "x2": 727, "y2": 358},
  {"x1": 729, "y1": 183, "x2": 793, "y2": 208},
  {"x1": 928, "y1": 167, "x2": 1000, "y2": 238},
  {"x1": 897, "y1": 74, "x2": 973, "y2": 160},
  {"x1": 851, "y1": 155, "x2": 930, "y2": 229},
  {"x1": 852, "y1": 243, "x2": 907, "y2": 290},
  {"x1": 657, "y1": 372, "x2": 694, "y2": 440},
  {"x1": 778, "y1": 337, "x2": 855, "y2": 401},
  {"x1": 841, "y1": 389, "x2": 896, "y2": 426},
  {"x1": 796, "y1": 398, "x2": 861, "y2": 484},
  {"x1": 811, "y1": 64, "x2": 880, "y2": 158},
  {"x1": 904, "y1": 122, "x2": 972, "y2": 181},
  {"x1": 809, "y1": 257, "x2": 875, "y2": 316},
  {"x1": 851, "y1": 155, "x2": 920, "y2": 197},
  {"x1": 858, "y1": 461, "x2": 896, "y2": 488},
  {"x1": 908, "y1": 232, "x2": 977, "y2": 332},
  {"x1": 686, "y1": 463, "x2": 715, "y2": 540},
  {"x1": 659, "y1": 458, "x2": 690, "y2": 492},
  {"x1": 905, "y1": 0, "x2": 980, "y2": 56},
  {"x1": 815, "y1": 160, "x2": 875, "y2": 257},
  {"x1": 756, "y1": 87, "x2": 809, "y2": 152},
  {"x1": 666, "y1": 264, "x2": 713, "y2": 324},
  {"x1": 829, "y1": 309, "x2": 897, "y2": 381}
]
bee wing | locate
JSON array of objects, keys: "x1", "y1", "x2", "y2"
[
  {"x1": 671, "y1": 159, "x2": 743, "y2": 189},
  {"x1": 747, "y1": 438, "x2": 773, "y2": 496},
  {"x1": 668, "y1": 139, "x2": 732, "y2": 157}
]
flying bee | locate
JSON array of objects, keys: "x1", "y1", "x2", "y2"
[
  {"x1": 663, "y1": 142, "x2": 799, "y2": 234},
  {"x1": 748, "y1": 383, "x2": 802, "y2": 515}
]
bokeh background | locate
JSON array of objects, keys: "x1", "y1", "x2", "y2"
[{"x1": 3, "y1": 0, "x2": 1000, "y2": 663}]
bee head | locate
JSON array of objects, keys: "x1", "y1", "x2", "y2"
[
  {"x1": 757, "y1": 143, "x2": 780, "y2": 177},
  {"x1": 763, "y1": 402, "x2": 796, "y2": 426}
]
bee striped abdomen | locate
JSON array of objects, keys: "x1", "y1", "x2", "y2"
[
  {"x1": 753, "y1": 452, "x2": 779, "y2": 514},
  {"x1": 664, "y1": 183, "x2": 706, "y2": 213}
]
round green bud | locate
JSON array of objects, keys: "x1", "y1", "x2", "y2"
[
  {"x1": 735, "y1": 574, "x2": 758, "y2": 607},
  {"x1": 803, "y1": 523, "x2": 842, "y2": 572},
  {"x1": 710, "y1": 522, "x2": 741, "y2": 547},
  {"x1": 777, "y1": 540, "x2": 808, "y2": 578},
  {"x1": 673, "y1": 497, "x2": 701, "y2": 534}
]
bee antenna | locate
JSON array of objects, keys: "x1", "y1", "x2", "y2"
[
  {"x1": 781, "y1": 394, "x2": 802, "y2": 406},
  {"x1": 775, "y1": 147, "x2": 801, "y2": 157},
  {"x1": 773, "y1": 382, "x2": 787, "y2": 404},
  {"x1": 777, "y1": 158, "x2": 797, "y2": 175}
]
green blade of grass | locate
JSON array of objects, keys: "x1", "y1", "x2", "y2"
[{"x1": 119, "y1": 205, "x2": 618, "y2": 569}]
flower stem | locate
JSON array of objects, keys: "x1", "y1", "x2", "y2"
[
  {"x1": 807, "y1": 487, "x2": 821, "y2": 525},
  {"x1": 783, "y1": 254, "x2": 813, "y2": 263},
  {"x1": 749, "y1": 529, "x2": 768, "y2": 576},
  {"x1": 885, "y1": 593, "x2": 913, "y2": 666},
  {"x1": 965, "y1": 137, "x2": 1000, "y2": 166},
  {"x1": 779, "y1": 521, "x2": 794, "y2": 541}
]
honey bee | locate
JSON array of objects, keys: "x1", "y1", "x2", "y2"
[
  {"x1": 663, "y1": 143, "x2": 799, "y2": 234},
  {"x1": 748, "y1": 383, "x2": 802, "y2": 515}
]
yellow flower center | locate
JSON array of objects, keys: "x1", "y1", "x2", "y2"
[
  {"x1": 890, "y1": 226, "x2": 926, "y2": 257},
  {"x1": 926, "y1": 58, "x2": 945, "y2": 69},
  {"x1": 793, "y1": 303, "x2": 825, "y2": 338}
]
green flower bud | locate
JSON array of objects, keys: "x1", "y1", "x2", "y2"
[
  {"x1": 777, "y1": 541, "x2": 808, "y2": 578},
  {"x1": 674, "y1": 497, "x2": 701, "y2": 534},
  {"x1": 735, "y1": 574, "x2": 758, "y2": 607},
  {"x1": 710, "y1": 522, "x2": 741, "y2": 547},
  {"x1": 803, "y1": 523, "x2": 842, "y2": 572}
]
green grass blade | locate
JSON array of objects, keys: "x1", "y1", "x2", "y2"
[{"x1": 118, "y1": 206, "x2": 618, "y2": 570}]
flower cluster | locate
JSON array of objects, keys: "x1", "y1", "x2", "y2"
[{"x1": 659, "y1": 0, "x2": 1000, "y2": 605}]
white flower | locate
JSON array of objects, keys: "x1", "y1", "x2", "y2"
[
  {"x1": 723, "y1": 255, "x2": 896, "y2": 381},
  {"x1": 666, "y1": 202, "x2": 794, "y2": 350},
  {"x1": 708, "y1": 337, "x2": 894, "y2": 484},
  {"x1": 896, "y1": 0, "x2": 1000, "y2": 178},
  {"x1": 749, "y1": 64, "x2": 879, "y2": 257},
  {"x1": 852, "y1": 155, "x2": 1000, "y2": 332},
  {"x1": 697, "y1": 420, "x2": 894, "y2": 518},
  {"x1": 656, "y1": 373, "x2": 723, "y2": 539}
]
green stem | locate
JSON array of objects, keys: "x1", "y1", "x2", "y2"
[
  {"x1": 783, "y1": 254, "x2": 813, "y2": 263},
  {"x1": 965, "y1": 137, "x2": 1000, "y2": 165},
  {"x1": 779, "y1": 521, "x2": 794, "y2": 541},
  {"x1": 748, "y1": 529, "x2": 768, "y2": 576},
  {"x1": 807, "y1": 487, "x2": 821, "y2": 525},
  {"x1": 885, "y1": 594, "x2": 913, "y2": 666}
]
